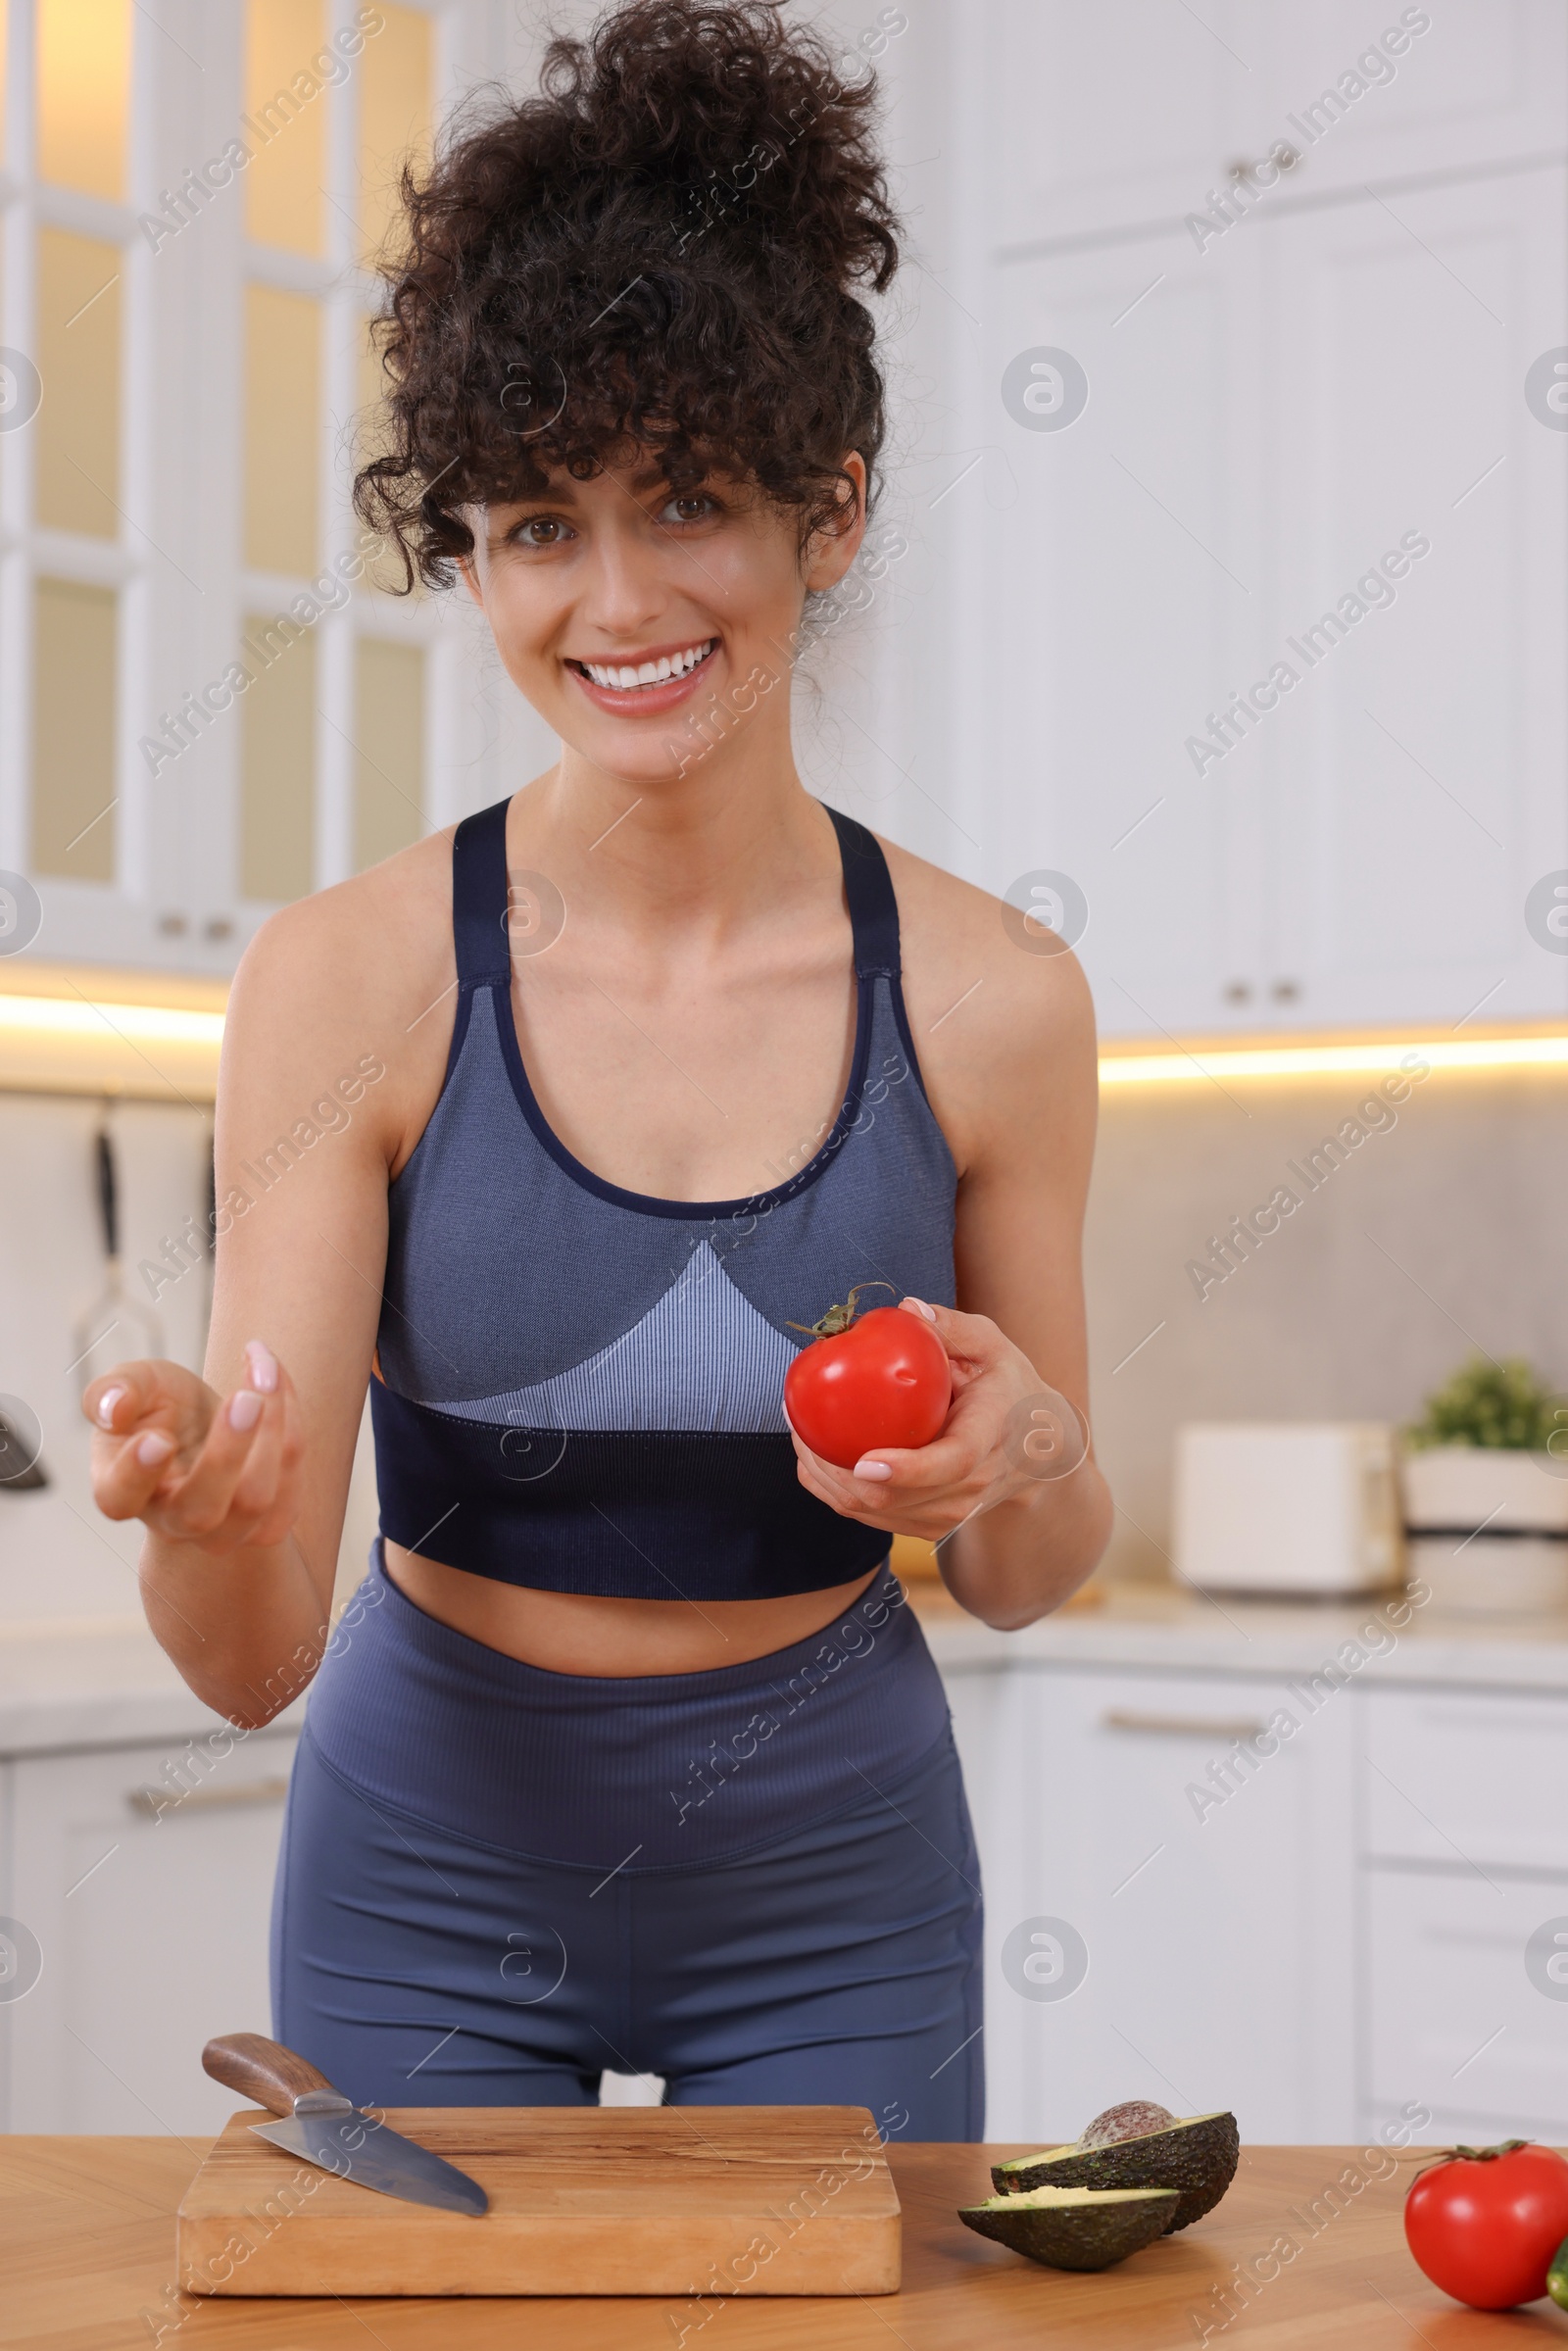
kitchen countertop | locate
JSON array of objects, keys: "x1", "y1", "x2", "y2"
[
  {"x1": 911, "y1": 1576, "x2": 1568, "y2": 1691},
  {"x1": 5, "y1": 2134, "x2": 1542, "y2": 2347},
  {"x1": 5, "y1": 1575, "x2": 1568, "y2": 1757},
  {"x1": 0, "y1": 1615, "x2": 306, "y2": 1755}
]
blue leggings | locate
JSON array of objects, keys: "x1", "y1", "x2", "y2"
[{"x1": 270, "y1": 1549, "x2": 984, "y2": 2137}]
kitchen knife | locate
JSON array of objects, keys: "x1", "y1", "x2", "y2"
[{"x1": 203, "y1": 2033, "x2": 488, "y2": 2217}]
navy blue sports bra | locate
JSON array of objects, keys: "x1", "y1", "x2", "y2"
[{"x1": 370, "y1": 797, "x2": 957, "y2": 1600}]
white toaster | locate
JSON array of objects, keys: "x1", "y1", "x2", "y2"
[{"x1": 1172, "y1": 1422, "x2": 1404, "y2": 1597}]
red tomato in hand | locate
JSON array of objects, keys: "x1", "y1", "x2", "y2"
[
  {"x1": 784, "y1": 1300, "x2": 952, "y2": 1469},
  {"x1": 1404, "y1": 2140, "x2": 1568, "y2": 2309}
]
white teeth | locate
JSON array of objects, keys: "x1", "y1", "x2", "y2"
[{"x1": 580, "y1": 641, "x2": 713, "y2": 692}]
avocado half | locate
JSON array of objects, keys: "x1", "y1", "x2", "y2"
[
  {"x1": 990, "y1": 2111, "x2": 1240, "y2": 2232},
  {"x1": 958, "y1": 2184, "x2": 1180, "y2": 2271}
]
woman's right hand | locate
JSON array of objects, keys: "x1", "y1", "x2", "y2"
[{"x1": 83, "y1": 1342, "x2": 304, "y2": 1556}]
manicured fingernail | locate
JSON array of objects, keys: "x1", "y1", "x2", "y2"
[
  {"x1": 228, "y1": 1389, "x2": 263, "y2": 1432},
  {"x1": 905, "y1": 1298, "x2": 937, "y2": 1320},
  {"x1": 97, "y1": 1386, "x2": 126, "y2": 1428},
  {"x1": 853, "y1": 1459, "x2": 893, "y2": 1482},
  {"x1": 244, "y1": 1341, "x2": 278, "y2": 1394},
  {"x1": 136, "y1": 1431, "x2": 173, "y2": 1466}
]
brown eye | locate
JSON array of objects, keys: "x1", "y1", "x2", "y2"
[
  {"x1": 662, "y1": 493, "x2": 715, "y2": 525},
  {"x1": 512, "y1": 515, "x2": 570, "y2": 548}
]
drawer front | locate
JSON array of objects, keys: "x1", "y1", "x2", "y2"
[
  {"x1": 1363, "y1": 1687, "x2": 1568, "y2": 1871},
  {"x1": 1366, "y1": 1867, "x2": 1568, "y2": 2134}
]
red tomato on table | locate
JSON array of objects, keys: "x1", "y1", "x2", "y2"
[
  {"x1": 783, "y1": 1294, "x2": 952, "y2": 1470},
  {"x1": 1404, "y1": 2140, "x2": 1568, "y2": 2309}
]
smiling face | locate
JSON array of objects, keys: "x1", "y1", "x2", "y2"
[{"x1": 462, "y1": 453, "x2": 867, "y2": 789}]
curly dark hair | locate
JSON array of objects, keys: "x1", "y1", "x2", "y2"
[{"x1": 354, "y1": 0, "x2": 902, "y2": 593}]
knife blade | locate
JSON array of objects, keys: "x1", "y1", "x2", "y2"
[
  {"x1": 250, "y1": 2108, "x2": 488, "y2": 2215},
  {"x1": 203, "y1": 2031, "x2": 488, "y2": 2218}
]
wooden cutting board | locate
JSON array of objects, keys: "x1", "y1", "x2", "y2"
[{"x1": 177, "y1": 2104, "x2": 901, "y2": 2297}]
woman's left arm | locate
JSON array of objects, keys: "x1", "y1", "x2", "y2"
[{"x1": 789, "y1": 894, "x2": 1113, "y2": 1627}]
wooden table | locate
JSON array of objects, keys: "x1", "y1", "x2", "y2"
[{"x1": 4, "y1": 2137, "x2": 1561, "y2": 2347}]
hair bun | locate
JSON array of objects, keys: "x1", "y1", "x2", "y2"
[{"x1": 540, "y1": 0, "x2": 898, "y2": 294}]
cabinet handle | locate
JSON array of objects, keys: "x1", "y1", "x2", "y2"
[
  {"x1": 1228, "y1": 143, "x2": 1302, "y2": 183},
  {"x1": 126, "y1": 1774, "x2": 290, "y2": 1818},
  {"x1": 1101, "y1": 1710, "x2": 1267, "y2": 1740}
]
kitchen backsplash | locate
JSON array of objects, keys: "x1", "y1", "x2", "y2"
[
  {"x1": 1091, "y1": 1066, "x2": 1568, "y2": 1579},
  {"x1": 0, "y1": 1092, "x2": 378, "y2": 1621},
  {"x1": 2, "y1": 1064, "x2": 1565, "y2": 1613}
]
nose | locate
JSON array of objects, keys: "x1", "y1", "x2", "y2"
[{"x1": 578, "y1": 509, "x2": 675, "y2": 644}]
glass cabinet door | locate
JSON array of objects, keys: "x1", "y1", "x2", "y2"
[{"x1": 0, "y1": 0, "x2": 506, "y2": 977}]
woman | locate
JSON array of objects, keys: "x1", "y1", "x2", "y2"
[{"x1": 85, "y1": 0, "x2": 1109, "y2": 2137}]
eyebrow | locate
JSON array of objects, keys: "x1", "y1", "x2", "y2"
[
  {"x1": 494, "y1": 463, "x2": 699, "y2": 513},
  {"x1": 500, "y1": 451, "x2": 728, "y2": 508}
]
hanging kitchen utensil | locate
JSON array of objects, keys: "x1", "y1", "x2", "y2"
[
  {"x1": 202, "y1": 2033, "x2": 489, "y2": 2217},
  {"x1": 0, "y1": 1396, "x2": 47, "y2": 1491},
  {"x1": 72, "y1": 1108, "x2": 163, "y2": 1398}
]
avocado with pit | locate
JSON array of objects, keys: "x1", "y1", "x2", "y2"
[
  {"x1": 990, "y1": 2110, "x2": 1240, "y2": 2232},
  {"x1": 958, "y1": 2184, "x2": 1180, "y2": 2271}
]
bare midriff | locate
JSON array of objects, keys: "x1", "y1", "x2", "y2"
[{"x1": 382, "y1": 1542, "x2": 883, "y2": 1677}]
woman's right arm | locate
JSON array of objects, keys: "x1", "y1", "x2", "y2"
[{"x1": 83, "y1": 859, "x2": 451, "y2": 1726}]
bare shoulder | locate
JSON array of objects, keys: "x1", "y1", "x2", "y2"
[
  {"x1": 221, "y1": 829, "x2": 457, "y2": 1169},
  {"x1": 877, "y1": 832, "x2": 1098, "y2": 1178}
]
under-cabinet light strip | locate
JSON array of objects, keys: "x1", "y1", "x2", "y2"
[
  {"x1": 1099, "y1": 1035, "x2": 1568, "y2": 1085},
  {"x1": 1, "y1": 991, "x2": 1566, "y2": 1088},
  {"x1": 0, "y1": 995, "x2": 226, "y2": 1047}
]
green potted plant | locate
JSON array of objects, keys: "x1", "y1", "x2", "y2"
[{"x1": 1402, "y1": 1357, "x2": 1568, "y2": 1612}]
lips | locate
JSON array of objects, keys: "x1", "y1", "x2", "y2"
[{"x1": 567, "y1": 638, "x2": 718, "y2": 717}]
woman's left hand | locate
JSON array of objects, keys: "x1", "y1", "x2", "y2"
[{"x1": 787, "y1": 1297, "x2": 1082, "y2": 1543}]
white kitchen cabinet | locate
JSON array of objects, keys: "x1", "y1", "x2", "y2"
[
  {"x1": 1263, "y1": 165, "x2": 1568, "y2": 1030},
  {"x1": 982, "y1": 0, "x2": 1566, "y2": 250},
  {"x1": 952, "y1": 0, "x2": 1568, "y2": 1035},
  {"x1": 1239, "y1": 0, "x2": 1567, "y2": 200},
  {"x1": 0, "y1": 1729, "x2": 297, "y2": 2133},
  {"x1": 1360, "y1": 1683, "x2": 1568, "y2": 2141},
  {"x1": 982, "y1": 2, "x2": 1229, "y2": 251},
  {"x1": 944, "y1": 1640, "x2": 1568, "y2": 2150},
  {"x1": 1362, "y1": 1685, "x2": 1568, "y2": 1874},
  {"x1": 1364, "y1": 1868, "x2": 1568, "y2": 2138},
  {"x1": 970, "y1": 227, "x2": 1271, "y2": 1034},
  {"x1": 947, "y1": 1661, "x2": 1357, "y2": 2144}
]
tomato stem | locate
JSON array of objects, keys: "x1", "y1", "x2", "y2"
[
  {"x1": 785, "y1": 1280, "x2": 896, "y2": 1340},
  {"x1": 1409, "y1": 2137, "x2": 1532, "y2": 2181}
]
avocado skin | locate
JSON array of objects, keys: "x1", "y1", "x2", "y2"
[
  {"x1": 958, "y1": 2190, "x2": 1178, "y2": 2271},
  {"x1": 989, "y1": 2111, "x2": 1240, "y2": 2232}
]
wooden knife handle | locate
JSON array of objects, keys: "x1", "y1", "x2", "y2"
[{"x1": 203, "y1": 2033, "x2": 340, "y2": 2117}]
